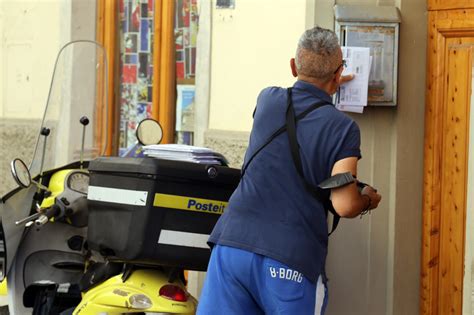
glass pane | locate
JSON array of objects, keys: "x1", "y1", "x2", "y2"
[
  {"x1": 175, "y1": 0, "x2": 198, "y2": 145},
  {"x1": 340, "y1": 24, "x2": 396, "y2": 105},
  {"x1": 118, "y1": 0, "x2": 155, "y2": 154},
  {"x1": 175, "y1": 0, "x2": 198, "y2": 81}
]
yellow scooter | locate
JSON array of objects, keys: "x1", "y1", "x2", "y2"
[
  {"x1": 2, "y1": 41, "x2": 232, "y2": 315},
  {"x1": 10, "y1": 156, "x2": 198, "y2": 315}
]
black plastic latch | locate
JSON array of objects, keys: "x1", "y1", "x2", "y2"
[{"x1": 318, "y1": 172, "x2": 355, "y2": 190}]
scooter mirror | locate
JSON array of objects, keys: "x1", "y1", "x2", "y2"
[
  {"x1": 11, "y1": 158, "x2": 32, "y2": 188},
  {"x1": 136, "y1": 118, "x2": 163, "y2": 145}
]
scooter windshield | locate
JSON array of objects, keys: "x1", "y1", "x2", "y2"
[
  {"x1": 0, "y1": 41, "x2": 109, "y2": 280},
  {"x1": 29, "y1": 40, "x2": 109, "y2": 177}
]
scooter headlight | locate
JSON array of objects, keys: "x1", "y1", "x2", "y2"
[{"x1": 129, "y1": 294, "x2": 153, "y2": 309}]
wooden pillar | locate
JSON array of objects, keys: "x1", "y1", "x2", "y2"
[
  {"x1": 96, "y1": 0, "x2": 118, "y2": 155},
  {"x1": 152, "y1": 0, "x2": 176, "y2": 144}
]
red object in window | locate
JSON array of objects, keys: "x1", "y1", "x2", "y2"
[
  {"x1": 148, "y1": 0, "x2": 154, "y2": 17},
  {"x1": 122, "y1": 65, "x2": 137, "y2": 83},
  {"x1": 176, "y1": 62, "x2": 185, "y2": 79},
  {"x1": 132, "y1": 4, "x2": 141, "y2": 30},
  {"x1": 183, "y1": 0, "x2": 190, "y2": 27}
]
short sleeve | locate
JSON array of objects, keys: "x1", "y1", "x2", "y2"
[{"x1": 335, "y1": 121, "x2": 361, "y2": 162}]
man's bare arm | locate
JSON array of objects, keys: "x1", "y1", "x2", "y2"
[{"x1": 329, "y1": 157, "x2": 381, "y2": 218}]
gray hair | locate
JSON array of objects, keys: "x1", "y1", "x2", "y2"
[{"x1": 295, "y1": 26, "x2": 341, "y2": 82}]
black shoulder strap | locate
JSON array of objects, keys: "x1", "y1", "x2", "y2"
[
  {"x1": 285, "y1": 88, "x2": 340, "y2": 235},
  {"x1": 242, "y1": 93, "x2": 331, "y2": 178}
]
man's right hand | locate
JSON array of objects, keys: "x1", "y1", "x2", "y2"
[{"x1": 361, "y1": 185, "x2": 381, "y2": 211}]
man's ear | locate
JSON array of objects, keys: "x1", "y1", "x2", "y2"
[
  {"x1": 334, "y1": 66, "x2": 344, "y2": 84},
  {"x1": 290, "y1": 58, "x2": 298, "y2": 77}
]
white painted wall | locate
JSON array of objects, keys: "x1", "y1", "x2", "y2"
[
  {"x1": 208, "y1": 0, "x2": 308, "y2": 132},
  {"x1": 0, "y1": 0, "x2": 66, "y2": 120},
  {"x1": 0, "y1": 0, "x2": 97, "y2": 171}
]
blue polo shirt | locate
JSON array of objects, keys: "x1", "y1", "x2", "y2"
[{"x1": 208, "y1": 80, "x2": 361, "y2": 283}]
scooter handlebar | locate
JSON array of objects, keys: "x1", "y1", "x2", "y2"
[{"x1": 34, "y1": 205, "x2": 61, "y2": 226}]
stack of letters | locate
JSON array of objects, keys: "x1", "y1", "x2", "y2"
[
  {"x1": 335, "y1": 46, "x2": 371, "y2": 113},
  {"x1": 143, "y1": 144, "x2": 229, "y2": 166}
]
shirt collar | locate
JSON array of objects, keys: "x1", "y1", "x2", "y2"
[{"x1": 292, "y1": 80, "x2": 333, "y2": 104}]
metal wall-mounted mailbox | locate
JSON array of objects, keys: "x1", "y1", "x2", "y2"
[{"x1": 335, "y1": 5, "x2": 401, "y2": 106}]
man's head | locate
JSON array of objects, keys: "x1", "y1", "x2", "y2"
[{"x1": 290, "y1": 26, "x2": 343, "y2": 94}]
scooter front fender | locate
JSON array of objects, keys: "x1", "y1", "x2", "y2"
[{"x1": 73, "y1": 269, "x2": 196, "y2": 315}]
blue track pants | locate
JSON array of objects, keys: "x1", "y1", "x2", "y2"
[{"x1": 197, "y1": 245, "x2": 328, "y2": 315}]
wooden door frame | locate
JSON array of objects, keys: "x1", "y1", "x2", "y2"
[
  {"x1": 428, "y1": 0, "x2": 474, "y2": 10},
  {"x1": 153, "y1": 0, "x2": 176, "y2": 144},
  {"x1": 96, "y1": 0, "x2": 119, "y2": 155},
  {"x1": 422, "y1": 8, "x2": 474, "y2": 314}
]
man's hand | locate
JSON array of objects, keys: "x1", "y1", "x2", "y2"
[
  {"x1": 360, "y1": 185, "x2": 381, "y2": 211},
  {"x1": 339, "y1": 74, "x2": 355, "y2": 84}
]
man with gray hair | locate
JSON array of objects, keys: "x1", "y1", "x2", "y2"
[{"x1": 197, "y1": 26, "x2": 381, "y2": 314}]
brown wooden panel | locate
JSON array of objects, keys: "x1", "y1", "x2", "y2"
[
  {"x1": 422, "y1": 11, "x2": 445, "y2": 314},
  {"x1": 428, "y1": 0, "x2": 474, "y2": 11},
  {"x1": 422, "y1": 8, "x2": 474, "y2": 315},
  {"x1": 433, "y1": 9, "x2": 474, "y2": 33},
  {"x1": 438, "y1": 42, "x2": 471, "y2": 314}
]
